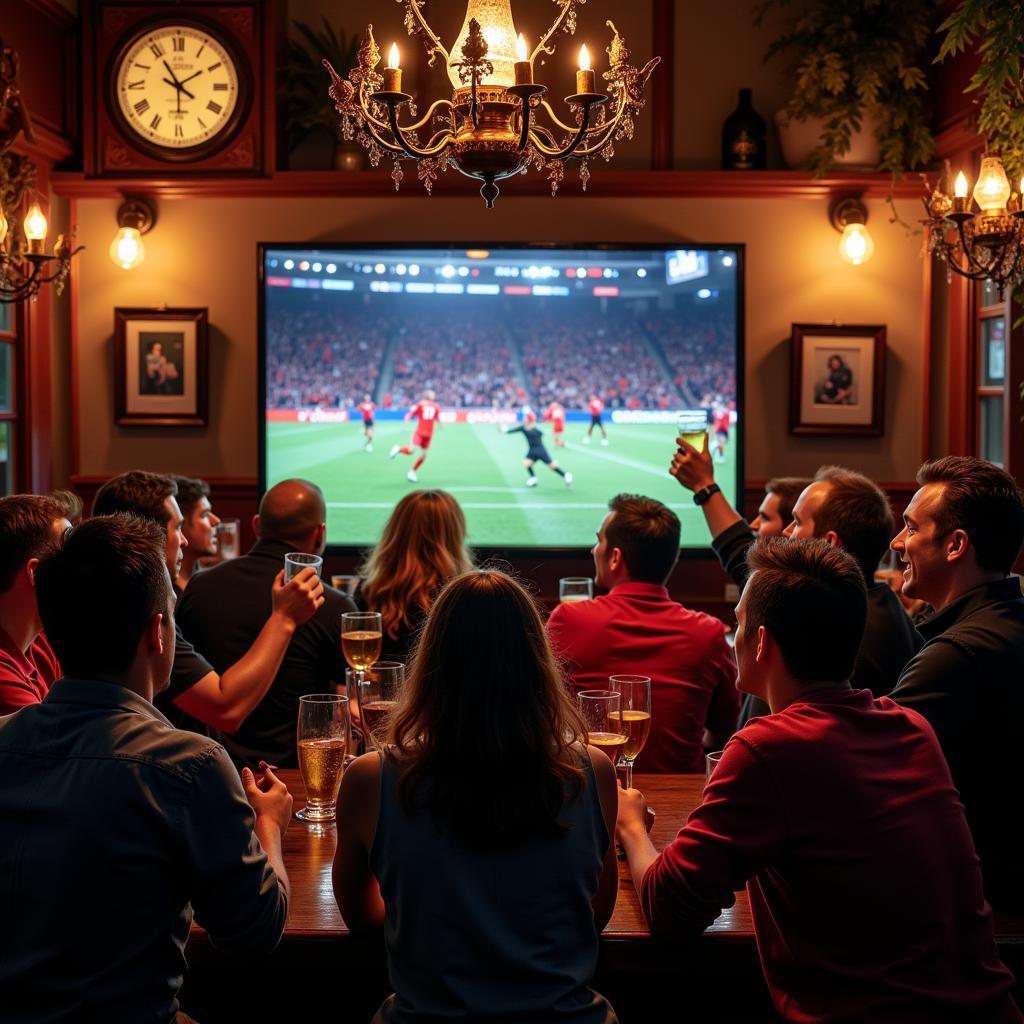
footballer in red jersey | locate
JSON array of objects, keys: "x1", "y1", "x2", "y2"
[
  {"x1": 712, "y1": 405, "x2": 731, "y2": 464},
  {"x1": 389, "y1": 389, "x2": 442, "y2": 482},
  {"x1": 583, "y1": 394, "x2": 608, "y2": 445},
  {"x1": 544, "y1": 401, "x2": 566, "y2": 447},
  {"x1": 358, "y1": 394, "x2": 376, "y2": 452}
]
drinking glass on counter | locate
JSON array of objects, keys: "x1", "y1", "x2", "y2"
[
  {"x1": 608, "y1": 674, "x2": 652, "y2": 789},
  {"x1": 330, "y1": 574, "x2": 359, "y2": 597},
  {"x1": 285, "y1": 552, "x2": 322, "y2": 581},
  {"x1": 295, "y1": 694, "x2": 350, "y2": 822},
  {"x1": 559, "y1": 577, "x2": 593, "y2": 603},
  {"x1": 216, "y1": 519, "x2": 240, "y2": 560},
  {"x1": 357, "y1": 661, "x2": 405, "y2": 751},
  {"x1": 705, "y1": 750, "x2": 724, "y2": 789},
  {"x1": 676, "y1": 408, "x2": 710, "y2": 450},
  {"x1": 577, "y1": 690, "x2": 627, "y2": 765},
  {"x1": 341, "y1": 610, "x2": 383, "y2": 689}
]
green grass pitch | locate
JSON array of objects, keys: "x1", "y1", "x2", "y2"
[{"x1": 267, "y1": 420, "x2": 738, "y2": 549}]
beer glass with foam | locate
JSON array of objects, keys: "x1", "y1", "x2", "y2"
[{"x1": 296, "y1": 694, "x2": 350, "y2": 822}]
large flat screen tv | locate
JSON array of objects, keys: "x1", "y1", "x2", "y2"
[{"x1": 259, "y1": 243, "x2": 743, "y2": 553}]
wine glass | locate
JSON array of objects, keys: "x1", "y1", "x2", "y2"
[
  {"x1": 341, "y1": 610, "x2": 383, "y2": 692},
  {"x1": 609, "y1": 674, "x2": 652, "y2": 789},
  {"x1": 577, "y1": 690, "x2": 627, "y2": 766},
  {"x1": 295, "y1": 693, "x2": 350, "y2": 822},
  {"x1": 356, "y1": 661, "x2": 405, "y2": 751}
]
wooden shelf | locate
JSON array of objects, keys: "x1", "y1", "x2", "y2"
[{"x1": 51, "y1": 168, "x2": 927, "y2": 201}]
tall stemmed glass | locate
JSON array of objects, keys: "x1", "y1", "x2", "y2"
[
  {"x1": 295, "y1": 693, "x2": 350, "y2": 822},
  {"x1": 357, "y1": 661, "x2": 405, "y2": 751},
  {"x1": 577, "y1": 690, "x2": 628, "y2": 766},
  {"x1": 341, "y1": 611, "x2": 382, "y2": 695},
  {"x1": 609, "y1": 674, "x2": 652, "y2": 789}
]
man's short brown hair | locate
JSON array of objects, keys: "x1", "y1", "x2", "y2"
[
  {"x1": 93, "y1": 471, "x2": 177, "y2": 525},
  {"x1": 812, "y1": 466, "x2": 894, "y2": 579},
  {"x1": 744, "y1": 537, "x2": 866, "y2": 683},
  {"x1": 605, "y1": 494, "x2": 680, "y2": 584},
  {"x1": 917, "y1": 456, "x2": 1024, "y2": 573},
  {"x1": 0, "y1": 494, "x2": 71, "y2": 592},
  {"x1": 171, "y1": 476, "x2": 211, "y2": 519},
  {"x1": 36, "y1": 515, "x2": 171, "y2": 677},
  {"x1": 765, "y1": 476, "x2": 811, "y2": 527}
]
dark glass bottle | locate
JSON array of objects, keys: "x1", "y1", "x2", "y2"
[{"x1": 722, "y1": 88, "x2": 766, "y2": 171}]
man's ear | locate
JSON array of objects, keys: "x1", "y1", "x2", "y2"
[
  {"x1": 755, "y1": 624, "x2": 769, "y2": 664},
  {"x1": 946, "y1": 529, "x2": 970, "y2": 565},
  {"x1": 145, "y1": 612, "x2": 165, "y2": 654},
  {"x1": 822, "y1": 530, "x2": 841, "y2": 550},
  {"x1": 315, "y1": 522, "x2": 326, "y2": 550},
  {"x1": 251, "y1": 514, "x2": 260, "y2": 539},
  {"x1": 25, "y1": 557, "x2": 41, "y2": 587},
  {"x1": 608, "y1": 545, "x2": 623, "y2": 573}
]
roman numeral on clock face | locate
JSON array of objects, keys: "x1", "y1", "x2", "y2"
[
  {"x1": 149, "y1": 41, "x2": 165, "y2": 57},
  {"x1": 134, "y1": 98, "x2": 150, "y2": 115},
  {"x1": 150, "y1": 113, "x2": 162, "y2": 130},
  {"x1": 207, "y1": 100, "x2": 222, "y2": 114},
  {"x1": 173, "y1": 36, "x2": 185, "y2": 52}
]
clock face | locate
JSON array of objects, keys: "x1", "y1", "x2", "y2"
[{"x1": 114, "y1": 24, "x2": 240, "y2": 151}]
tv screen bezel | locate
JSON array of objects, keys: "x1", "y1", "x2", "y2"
[{"x1": 258, "y1": 240, "x2": 745, "y2": 560}]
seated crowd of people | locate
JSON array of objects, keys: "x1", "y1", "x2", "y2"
[{"x1": 1, "y1": 447, "x2": 1023, "y2": 1023}]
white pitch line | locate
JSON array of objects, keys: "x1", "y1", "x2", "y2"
[
  {"x1": 561, "y1": 441, "x2": 673, "y2": 479},
  {"x1": 327, "y1": 501, "x2": 701, "y2": 511}
]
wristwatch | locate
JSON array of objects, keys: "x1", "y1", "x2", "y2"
[{"x1": 693, "y1": 483, "x2": 721, "y2": 506}]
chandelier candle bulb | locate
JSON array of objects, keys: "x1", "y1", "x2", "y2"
[
  {"x1": 953, "y1": 171, "x2": 969, "y2": 214},
  {"x1": 24, "y1": 202, "x2": 46, "y2": 254},
  {"x1": 384, "y1": 44, "x2": 402, "y2": 93},
  {"x1": 0, "y1": 207, "x2": 7, "y2": 246},
  {"x1": 576, "y1": 45, "x2": 596, "y2": 94},
  {"x1": 514, "y1": 33, "x2": 533, "y2": 85}
]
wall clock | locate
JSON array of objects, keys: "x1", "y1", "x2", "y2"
[
  {"x1": 83, "y1": 2, "x2": 277, "y2": 176},
  {"x1": 112, "y1": 21, "x2": 244, "y2": 159}
]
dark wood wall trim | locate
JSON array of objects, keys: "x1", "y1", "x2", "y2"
[{"x1": 651, "y1": 0, "x2": 674, "y2": 170}]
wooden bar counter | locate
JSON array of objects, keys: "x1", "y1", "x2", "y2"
[{"x1": 181, "y1": 771, "x2": 1024, "y2": 1023}]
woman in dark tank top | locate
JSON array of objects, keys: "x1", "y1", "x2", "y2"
[{"x1": 334, "y1": 569, "x2": 620, "y2": 1024}]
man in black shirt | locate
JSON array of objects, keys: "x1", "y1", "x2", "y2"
[
  {"x1": 818, "y1": 353, "x2": 854, "y2": 404},
  {"x1": 502, "y1": 412, "x2": 573, "y2": 488},
  {"x1": 672, "y1": 443, "x2": 920, "y2": 718},
  {"x1": 890, "y1": 455, "x2": 1024, "y2": 912},
  {"x1": 93, "y1": 471, "x2": 323, "y2": 735},
  {"x1": 177, "y1": 478, "x2": 355, "y2": 768}
]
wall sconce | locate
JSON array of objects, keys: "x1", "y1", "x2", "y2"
[
  {"x1": 109, "y1": 197, "x2": 155, "y2": 270},
  {"x1": 830, "y1": 196, "x2": 874, "y2": 266}
]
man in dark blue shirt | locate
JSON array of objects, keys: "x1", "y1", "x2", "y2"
[{"x1": 0, "y1": 514, "x2": 291, "y2": 1024}]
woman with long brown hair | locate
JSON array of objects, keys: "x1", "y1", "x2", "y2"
[
  {"x1": 334, "y1": 569, "x2": 619, "y2": 1023},
  {"x1": 355, "y1": 490, "x2": 473, "y2": 662}
]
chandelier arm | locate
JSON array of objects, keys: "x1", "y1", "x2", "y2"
[
  {"x1": 527, "y1": 103, "x2": 599, "y2": 161},
  {"x1": 400, "y1": 0, "x2": 452, "y2": 67},
  {"x1": 536, "y1": 98, "x2": 616, "y2": 137},
  {"x1": 531, "y1": 0, "x2": 583, "y2": 62},
  {"x1": 952, "y1": 219, "x2": 1002, "y2": 278},
  {"x1": 400, "y1": 99, "x2": 455, "y2": 133},
  {"x1": 359, "y1": 116, "x2": 411, "y2": 155},
  {"x1": 384, "y1": 102, "x2": 454, "y2": 159}
]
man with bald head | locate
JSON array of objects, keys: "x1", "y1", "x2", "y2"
[{"x1": 177, "y1": 478, "x2": 355, "y2": 767}]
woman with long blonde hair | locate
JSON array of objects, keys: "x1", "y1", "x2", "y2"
[
  {"x1": 334, "y1": 569, "x2": 619, "y2": 1023},
  {"x1": 356, "y1": 490, "x2": 473, "y2": 662}
]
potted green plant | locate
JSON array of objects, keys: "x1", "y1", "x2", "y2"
[
  {"x1": 281, "y1": 18, "x2": 361, "y2": 170},
  {"x1": 755, "y1": 0, "x2": 936, "y2": 176},
  {"x1": 936, "y1": 0, "x2": 1024, "y2": 183}
]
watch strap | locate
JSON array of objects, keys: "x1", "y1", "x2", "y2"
[{"x1": 693, "y1": 483, "x2": 722, "y2": 506}]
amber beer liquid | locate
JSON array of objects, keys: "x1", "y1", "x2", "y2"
[
  {"x1": 342, "y1": 630, "x2": 383, "y2": 671},
  {"x1": 587, "y1": 731, "x2": 629, "y2": 765},
  {"x1": 362, "y1": 699, "x2": 398, "y2": 741},
  {"x1": 679, "y1": 430, "x2": 707, "y2": 450},
  {"x1": 608, "y1": 709, "x2": 652, "y2": 760},
  {"x1": 297, "y1": 737, "x2": 348, "y2": 808}
]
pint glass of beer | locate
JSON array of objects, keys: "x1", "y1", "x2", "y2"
[
  {"x1": 357, "y1": 661, "x2": 405, "y2": 751},
  {"x1": 676, "y1": 408, "x2": 710, "y2": 450},
  {"x1": 296, "y1": 694, "x2": 350, "y2": 822},
  {"x1": 559, "y1": 577, "x2": 593, "y2": 603},
  {"x1": 341, "y1": 611, "x2": 383, "y2": 683}
]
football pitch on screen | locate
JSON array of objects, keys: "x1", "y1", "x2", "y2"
[{"x1": 266, "y1": 420, "x2": 738, "y2": 549}]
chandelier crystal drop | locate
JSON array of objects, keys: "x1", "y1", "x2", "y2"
[{"x1": 323, "y1": 1, "x2": 660, "y2": 208}]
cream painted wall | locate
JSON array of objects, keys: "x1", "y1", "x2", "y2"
[{"x1": 71, "y1": 192, "x2": 925, "y2": 484}]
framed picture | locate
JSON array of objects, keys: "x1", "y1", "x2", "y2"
[
  {"x1": 113, "y1": 308, "x2": 208, "y2": 426},
  {"x1": 789, "y1": 323, "x2": 886, "y2": 436}
]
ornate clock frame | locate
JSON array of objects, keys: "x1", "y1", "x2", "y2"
[{"x1": 82, "y1": 0, "x2": 280, "y2": 176}]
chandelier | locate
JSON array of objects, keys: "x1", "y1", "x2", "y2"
[
  {"x1": 924, "y1": 154, "x2": 1024, "y2": 299},
  {"x1": 323, "y1": 0, "x2": 660, "y2": 208},
  {"x1": 0, "y1": 38, "x2": 82, "y2": 304}
]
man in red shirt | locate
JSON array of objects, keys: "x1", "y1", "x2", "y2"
[
  {"x1": 582, "y1": 394, "x2": 608, "y2": 445},
  {"x1": 543, "y1": 400, "x2": 566, "y2": 447},
  {"x1": 0, "y1": 493, "x2": 77, "y2": 715},
  {"x1": 618, "y1": 538, "x2": 1021, "y2": 1024},
  {"x1": 547, "y1": 494, "x2": 738, "y2": 772},
  {"x1": 390, "y1": 389, "x2": 441, "y2": 483},
  {"x1": 357, "y1": 394, "x2": 376, "y2": 452}
]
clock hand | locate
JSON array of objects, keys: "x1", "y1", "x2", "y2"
[
  {"x1": 163, "y1": 77, "x2": 195, "y2": 102},
  {"x1": 177, "y1": 70, "x2": 203, "y2": 86},
  {"x1": 162, "y1": 60, "x2": 182, "y2": 87}
]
